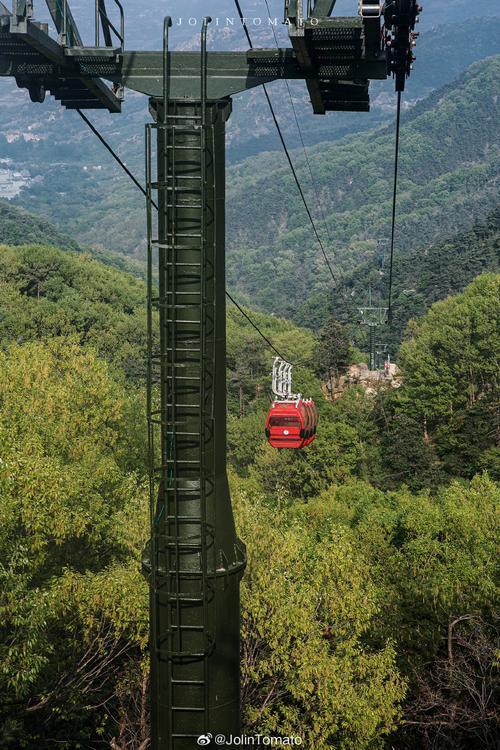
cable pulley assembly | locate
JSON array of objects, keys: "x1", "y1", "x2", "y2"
[{"x1": 384, "y1": 0, "x2": 422, "y2": 92}]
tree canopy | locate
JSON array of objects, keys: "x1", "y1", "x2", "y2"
[{"x1": 0, "y1": 235, "x2": 497, "y2": 747}]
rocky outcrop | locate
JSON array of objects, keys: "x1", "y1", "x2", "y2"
[{"x1": 325, "y1": 362, "x2": 402, "y2": 400}]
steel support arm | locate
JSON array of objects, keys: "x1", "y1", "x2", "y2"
[
  {"x1": 109, "y1": 48, "x2": 386, "y2": 99},
  {"x1": 44, "y1": 0, "x2": 83, "y2": 46}
]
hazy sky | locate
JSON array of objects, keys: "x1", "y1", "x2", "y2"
[{"x1": 4, "y1": 1, "x2": 496, "y2": 51}]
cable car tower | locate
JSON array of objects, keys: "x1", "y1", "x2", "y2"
[
  {"x1": 358, "y1": 288, "x2": 389, "y2": 371},
  {"x1": 0, "y1": 1, "x2": 421, "y2": 746}
]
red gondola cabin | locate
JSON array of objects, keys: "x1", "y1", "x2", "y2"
[{"x1": 265, "y1": 398, "x2": 318, "y2": 449}]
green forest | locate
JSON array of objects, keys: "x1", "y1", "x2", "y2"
[{"x1": 0, "y1": 237, "x2": 498, "y2": 748}]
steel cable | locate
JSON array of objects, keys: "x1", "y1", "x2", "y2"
[
  {"x1": 233, "y1": 0, "x2": 340, "y2": 286},
  {"x1": 76, "y1": 108, "x2": 293, "y2": 363}
]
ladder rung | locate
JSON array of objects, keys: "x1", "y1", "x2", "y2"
[
  {"x1": 166, "y1": 459, "x2": 200, "y2": 465},
  {"x1": 163, "y1": 204, "x2": 203, "y2": 209},
  {"x1": 171, "y1": 679, "x2": 205, "y2": 686},
  {"x1": 163, "y1": 261, "x2": 202, "y2": 267},
  {"x1": 151, "y1": 184, "x2": 202, "y2": 193},
  {"x1": 154, "y1": 247, "x2": 202, "y2": 253},
  {"x1": 164, "y1": 481, "x2": 201, "y2": 488},
  {"x1": 154, "y1": 113, "x2": 202, "y2": 120},
  {"x1": 169, "y1": 626, "x2": 206, "y2": 633},
  {"x1": 164, "y1": 319, "x2": 201, "y2": 324},
  {"x1": 158, "y1": 651, "x2": 208, "y2": 660},
  {"x1": 151, "y1": 356, "x2": 200, "y2": 363},
  {"x1": 152, "y1": 305, "x2": 199, "y2": 312},
  {"x1": 164, "y1": 145, "x2": 203, "y2": 151},
  {"x1": 152, "y1": 297, "x2": 202, "y2": 306},
  {"x1": 165, "y1": 516, "x2": 204, "y2": 523},
  {"x1": 164, "y1": 291, "x2": 202, "y2": 296},
  {"x1": 151, "y1": 176, "x2": 203, "y2": 184},
  {"x1": 167, "y1": 113, "x2": 202, "y2": 118}
]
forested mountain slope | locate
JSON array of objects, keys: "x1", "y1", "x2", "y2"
[
  {"x1": 226, "y1": 56, "x2": 500, "y2": 317},
  {"x1": 0, "y1": 19, "x2": 498, "y2": 255},
  {"x1": 0, "y1": 241, "x2": 314, "y2": 386},
  {"x1": 297, "y1": 206, "x2": 500, "y2": 346},
  {"x1": 0, "y1": 243, "x2": 150, "y2": 380},
  {"x1": 0, "y1": 201, "x2": 79, "y2": 251},
  {"x1": 348, "y1": 207, "x2": 500, "y2": 352}
]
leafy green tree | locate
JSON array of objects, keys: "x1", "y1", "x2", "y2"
[
  {"x1": 314, "y1": 316, "x2": 352, "y2": 380},
  {"x1": 435, "y1": 391, "x2": 500, "y2": 479},
  {"x1": 380, "y1": 413, "x2": 443, "y2": 490},
  {"x1": 304, "y1": 474, "x2": 499, "y2": 682},
  {"x1": 0, "y1": 243, "x2": 154, "y2": 380},
  {"x1": 397, "y1": 273, "x2": 499, "y2": 476},
  {"x1": 0, "y1": 338, "x2": 148, "y2": 747},
  {"x1": 234, "y1": 484, "x2": 406, "y2": 749},
  {"x1": 399, "y1": 274, "x2": 499, "y2": 424},
  {"x1": 227, "y1": 410, "x2": 269, "y2": 475},
  {"x1": 331, "y1": 386, "x2": 383, "y2": 483}
]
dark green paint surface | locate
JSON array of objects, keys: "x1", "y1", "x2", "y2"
[{"x1": 146, "y1": 99, "x2": 245, "y2": 749}]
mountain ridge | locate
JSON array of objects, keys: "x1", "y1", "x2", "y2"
[{"x1": 225, "y1": 56, "x2": 500, "y2": 317}]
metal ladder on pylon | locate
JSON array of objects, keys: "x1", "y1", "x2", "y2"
[{"x1": 145, "y1": 17, "x2": 216, "y2": 747}]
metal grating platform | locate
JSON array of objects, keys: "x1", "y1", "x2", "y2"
[{"x1": 0, "y1": 14, "x2": 121, "y2": 111}]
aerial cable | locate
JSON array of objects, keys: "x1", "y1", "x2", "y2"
[
  {"x1": 233, "y1": 0, "x2": 253, "y2": 48},
  {"x1": 262, "y1": 0, "x2": 338, "y2": 257},
  {"x1": 226, "y1": 291, "x2": 291, "y2": 362},
  {"x1": 76, "y1": 110, "x2": 152, "y2": 207},
  {"x1": 262, "y1": 87, "x2": 340, "y2": 285},
  {"x1": 75, "y1": 108, "x2": 293, "y2": 364},
  {"x1": 387, "y1": 90, "x2": 402, "y2": 322},
  {"x1": 233, "y1": 0, "x2": 340, "y2": 287}
]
